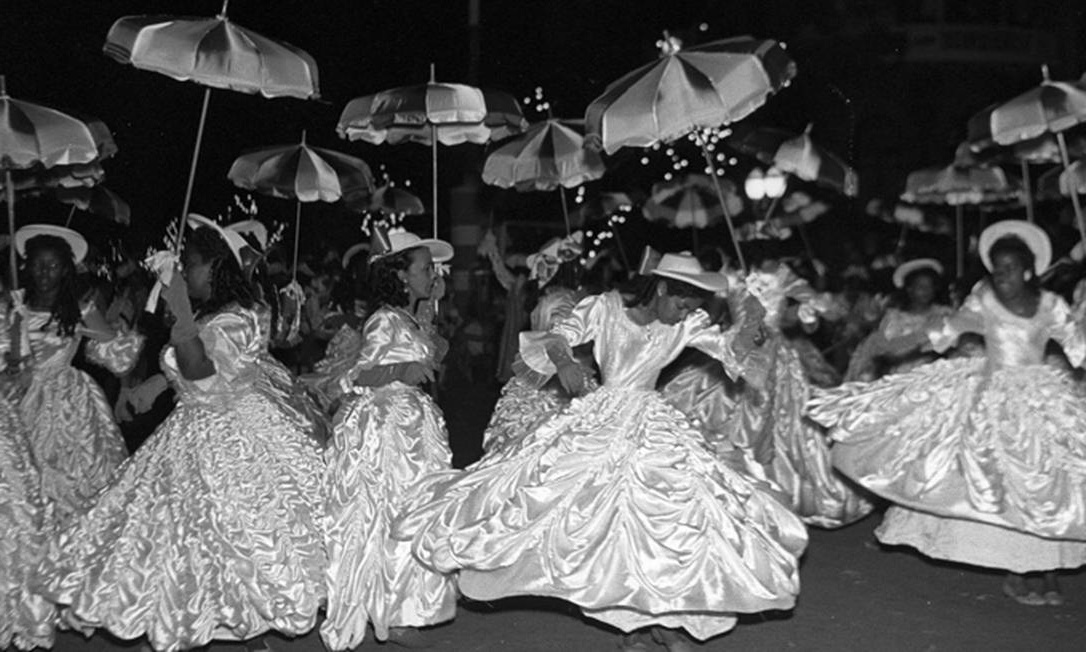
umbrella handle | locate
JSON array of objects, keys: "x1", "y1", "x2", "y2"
[
  {"x1": 696, "y1": 134, "x2": 747, "y2": 271},
  {"x1": 175, "y1": 87, "x2": 213, "y2": 255},
  {"x1": 559, "y1": 187, "x2": 571, "y2": 235},
  {"x1": 5, "y1": 169, "x2": 16, "y2": 290},
  {"x1": 1020, "y1": 158, "x2": 1034, "y2": 223},
  {"x1": 1057, "y1": 131, "x2": 1086, "y2": 245},
  {"x1": 432, "y1": 123, "x2": 438, "y2": 238},
  {"x1": 292, "y1": 201, "x2": 302, "y2": 284}
]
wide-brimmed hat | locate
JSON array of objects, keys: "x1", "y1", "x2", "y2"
[
  {"x1": 15, "y1": 224, "x2": 88, "y2": 264},
  {"x1": 225, "y1": 219, "x2": 268, "y2": 253},
  {"x1": 650, "y1": 251, "x2": 728, "y2": 293},
  {"x1": 187, "y1": 214, "x2": 248, "y2": 267},
  {"x1": 892, "y1": 258, "x2": 943, "y2": 289},
  {"x1": 342, "y1": 242, "x2": 370, "y2": 269},
  {"x1": 371, "y1": 228, "x2": 453, "y2": 263},
  {"x1": 526, "y1": 231, "x2": 584, "y2": 286},
  {"x1": 978, "y1": 220, "x2": 1051, "y2": 274}
]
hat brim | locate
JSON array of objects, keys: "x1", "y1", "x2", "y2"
[
  {"x1": 413, "y1": 238, "x2": 454, "y2": 263},
  {"x1": 14, "y1": 224, "x2": 88, "y2": 264},
  {"x1": 342, "y1": 243, "x2": 370, "y2": 269},
  {"x1": 893, "y1": 258, "x2": 944, "y2": 289},
  {"x1": 979, "y1": 221, "x2": 1051, "y2": 274},
  {"x1": 652, "y1": 269, "x2": 728, "y2": 293},
  {"x1": 187, "y1": 214, "x2": 248, "y2": 266}
]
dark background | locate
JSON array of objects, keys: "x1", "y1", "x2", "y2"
[{"x1": 4, "y1": 0, "x2": 1086, "y2": 268}]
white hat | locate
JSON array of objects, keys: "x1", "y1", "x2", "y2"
[
  {"x1": 978, "y1": 220, "x2": 1051, "y2": 274},
  {"x1": 15, "y1": 224, "x2": 88, "y2": 264},
  {"x1": 892, "y1": 258, "x2": 944, "y2": 289},
  {"x1": 342, "y1": 242, "x2": 370, "y2": 269},
  {"x1": 225, "y1": 219, "x2": 268, "y2": 252},
  {"x1": 187, "y1": 214, "x2": 248, "y2": 267},
  {"x1": 650, "y1": 252, "x2": 728, "y2": 293},
  {"x1": 371, "y1": 229, "x2": 453, "y2": 263}
]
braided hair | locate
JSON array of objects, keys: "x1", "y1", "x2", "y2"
[
  {"x1": 367, "y1": 249, "x2": 415, "y2": 308},
  {"x1": 23, "y1": 235, "x2": 82, "y2": 337},
  {"x1": 185, "y1": 227, "x2": 258, "y2": 318}
]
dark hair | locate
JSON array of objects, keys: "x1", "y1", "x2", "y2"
[
  {"x1": 525, "y1": 258, "x2": 584, "y2": 314},
  {"x1": 987, "y1": 235, "x2": 1039, "y2": 289},
  {"x1": 623, "y1": 274, "x2": 710, "y2": 308},
  {"x1": 185, "y1": 227, "x2": 258, "y2": 317},
  {"x1": 23, "y1": 235, "x2": 81, "y2": 337},
  {"x1": 367, "y1": 248, "x2": 415, "y2": 308}
]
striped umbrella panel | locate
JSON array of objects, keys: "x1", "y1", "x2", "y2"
[
  {"x1": 228, "y1": 143, "x2": 374, "y2": 203},
  {"x1": 483, "y1": 119, "x2": 605, "y2": 191}
]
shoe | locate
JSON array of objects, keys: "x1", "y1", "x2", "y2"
[
  {"x1": 1043, "y1": 590, "x2": 1065, "y2": 607},
  {"x1": 1002, "y1": 577, "x2": 1046, "y2": 607},
  {"x1": 386, "y1": 627, "x2": 434, "y2": 649}
]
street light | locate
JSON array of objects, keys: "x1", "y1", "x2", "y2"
[{"x1": 744, "y1": 166, "x2": 787, "y2": 201}]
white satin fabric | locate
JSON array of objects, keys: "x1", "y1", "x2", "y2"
[
  {"x1": 37, "y1": 306, "x2": 327, "y2": 652},
  {"x1": 810, "y1": 282, "x2": 1086, "y2": 550},
  {"x1": 0, "y1": 394, "x2": 55, "y2": 650},
  {"x1": 845, "y1": 305, "x2": 955, "y2": 381},
  {"x1": 1, "y1": 298, "x2": 139, "y2": 526},
  {"x1": 320, "y1": 307, "x2": 456, "y2": 651},
  {"x1": 395, "y1": 292, "x2": 807, "y2": 641}
]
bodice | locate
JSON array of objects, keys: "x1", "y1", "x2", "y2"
[{"x1": 161, "y1": 306, "x2": 264, "y2": 404}]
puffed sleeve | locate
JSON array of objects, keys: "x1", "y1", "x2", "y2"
[
  {"x1": 516, "y1": 292, "x2": 606, "y2": 385},
  {"x1": 683, "y1": 310, "x2": 768, "y2": 390},
  {"x1": 1045, "y1": 292, "x2": 1086, "y2": 367},
  {"x1": 83, "y1": 330, "x2": 145, "y2": 375},
  {"x1": 928, "y1": 284, "x2": 986, "y2": 353},
  {"x1": 188, "y1": 309, "x2": 262, "y2": 393}
]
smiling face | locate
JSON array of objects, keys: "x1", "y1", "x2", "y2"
[
  {"x1": 398, "y1": 246, "x2": 436, "y2": 302},
  {"x1": 989, "y1": 250, "x2": 1029, "y2": 301}
]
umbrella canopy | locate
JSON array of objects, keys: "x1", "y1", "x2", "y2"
[
  {"x1": 337, "y1": 65, "x2": 526, "y2": 236},
  {"x1": 968, "y1": 102, "x2": 1086, "y2": 164},
  {"x1": 1036, "y1": 159, "x2": 1086, "y2": 199},
  {"x1": 104, "y1": 4, "x2": 319, "y2": 99},
  {"x1": 227, "y1": 136, "x2": 374, "y2": 203},
  {"x1": 483, "y1": 119, "x2": 604, "y2": 191},
  {"x1": 901, "y1": 164, "x2": 1020, "y2": 206},
  {"x1": 726, "y1": 123, "x2": 858, "y2": 197},
  {"x1": 584, "y1": 35, "x2": 796, "y2": 155},
  {"x1": 348, "y1": 184, "x2": 426, "y2": 216},
  {"x1": 55, "y1": 185, "x2": 131, "y2": 225},
  {"x1": 643, "y1": 174, "x2": 743, "y2": 229}
]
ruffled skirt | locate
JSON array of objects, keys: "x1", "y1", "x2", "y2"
[
  {"x1": 0, "y1": 396, "x2": 55, "y2": 650},
  {"x1": 663, "y1": 341, "x2": 872, "y2": 528},
  {"x1": 809, "y1": 358, "x2": 1086, "y2": 541},
  {"x1": 394, "y1": 386, "x2": 807, "y2": 641},
  {"x1": 321, "y1": 383, "x2": 457, "y2": 651},
  {"x1": 21, "y1": 368, "x2": 128, "y2": 526},
  {"x1": 36, "y1": 392, "x2": 327, "y2": 652}
]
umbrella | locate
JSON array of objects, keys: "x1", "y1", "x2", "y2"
[
  {"x1": 482, "y1": 118, "x2": 605, "y2": 233},
  {"x1": 727, "y1": 123, "x2": 858, "y2": 198},
  {"x1": 55, "y1": 185, "x2": 131, "y2": 226},
  {"x1": 337, "y1": 64, "x2": 526, "y2": 237},
  {"x1": 228, "y1": 131, "x2": 374, "y2": 285},
  {"x1": 1, "y1": 75, "x2": 112, "y2": 285},
  {"x1": 901, "y1": 161, "x2": 1020, "y2": 277},
  {"x1": 585, "y1": 34, "x2": 797, "y2": 269},
  {"x1": 105, "y1": 0, "x2": 320, "y2": 251},
  {"x1": 979, "y1": 65, "x2": 1086, "y2": 241},
  {"x1": 347, "y1": 184, "x2": 426, "y2": 216},
  {"x1": 643, "y1": 174, "x2": 743, "y2": 229},
  {"x1": 1036, "y1": 159, "x2": 1086, "y2": 200}
]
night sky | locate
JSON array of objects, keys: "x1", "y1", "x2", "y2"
[{"x1": 4, "y1": 1, "x2": 1086, "y2": 267}]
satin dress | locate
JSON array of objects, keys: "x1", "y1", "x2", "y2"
[
  {"x1": 661, "y1": 267, "x2": 872, "y2": 528},
  {"x1": 844, "y1": 305, "x2": 954, "y2": 382},
  {"x1": 810, "y1": 282, "x2": 1086, "y2": 572},
  {"x1": 37, "y1": 305, "x2": 327, "y2": 651},
  {"x1": 0, "y1": 393, "x2": 55, "y2": 650},
  {"x1": 253, "y1": 306, "x2": 329, "y2": 446},
  {"x1": 303, "y1": 322, "x2": 365, "y2": 414},
  {"x1": 395, "y1": 291, "x2": 807, "y2": 641},
  {"x1": 3, "y1": 295, "x2": 141, "y2": 526},
  {"x1": 320, "y1": 306, "x2": 457, "y2": 651},
  {"x1": 482, "y1": 287, "x2": 596, "y2": 454}
]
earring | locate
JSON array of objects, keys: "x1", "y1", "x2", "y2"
[{"x1": 1024, "y1": 271, "x2": 1033, "y2": 281}]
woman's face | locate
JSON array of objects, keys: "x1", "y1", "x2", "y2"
[
  {"x1": 28, "y1": 247, "x2": 67, "y2": 295},
  {"x1": 905, "y1": 273, "x2": 936, "y2": 310},
  {"x1": 654, "y1": 281, "x2": 705, "y2": 324},
  {"x1": 399, "y1": 247, "x2": 436, "y2": 302},
  {"x1": 990, "y1": 250, "x2": 1029, "y2": 299},
  {"x1": 182, "y1": 248, "x2": 213, "y2": 301}
]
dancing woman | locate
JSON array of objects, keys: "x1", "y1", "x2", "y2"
[
  {"x1": 37, "y1": 216, "x2": 327, "y2": 651},
  {"x1": 320, "y1": 230, "x2": 458, "y2": 650},
  {"x1": 395, "y1": 253, "x2": 807, "y2": 651},
  {"x1": 810, "y1": 221, "x2": 1086, "y2": 606}
]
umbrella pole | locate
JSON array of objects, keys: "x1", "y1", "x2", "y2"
[
  {"x1": 176, "y1": 87, "x2": 213, "y2": 255},
  {"x1": 558, "y1": 187, "x2": 571, "y2": 235},
  {"x1": 292, "y1": 201, "x2": 302, "y2": 285},
  {"x1": 1056, "y1": 131, "x2": 1086, "y2": 244},
  {"x1": 1020, "y1": 159, "x2": 1034, "y2": 223},
  {"x1": 5, "y1": 169, "x2": 16, "y2": 290},
  {"x1": 431, "y1": 123, "x2": 438, "y2": 238},
  {"x1": 697, "y1": 136, "x2": 746, "y2": 271},
  {"x1": 64, "y1": 205, "x2": 77, "y2": 228},
  {"x1": 955, "y1": 204, "x2": 964, "y2": 279}
]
